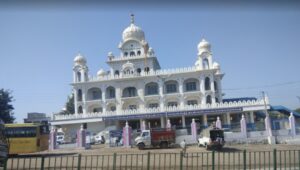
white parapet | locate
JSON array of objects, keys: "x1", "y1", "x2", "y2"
[{"x1": 52, "y1": 99, "x2": 268, "y2": 122}]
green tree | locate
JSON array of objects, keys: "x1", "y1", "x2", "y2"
[
  {"x1": 295, "y1": 108, "x2": 300, "y2": 113},
  {"x1": 59, "y1": 94, "x2": 75, "y2": 115},
  {"x1": 0, "y1": 89, "x2": 15, "y2": 123}
]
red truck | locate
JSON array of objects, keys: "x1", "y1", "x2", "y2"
[{"x1": 134, "y1": 129, "x2": 176, "y2": 150}]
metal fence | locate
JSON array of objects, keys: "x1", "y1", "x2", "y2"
[{"x1": 3, "y1": 149, "x2": 300, "y2": 170}]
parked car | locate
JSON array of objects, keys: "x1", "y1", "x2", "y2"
[
  {"x1": 198, "y1": 127, "x2": 225, "y2": 150},
  {"x1": 56, "y1": 135, "x2": 65, "y2": 144},
  {"x1": 94, "y1": 135, "x2": 105, "y2": 144}
]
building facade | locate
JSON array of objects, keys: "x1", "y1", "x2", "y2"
[{"x1": 51, "y1": 15, "x2": 270, "y2": 134}]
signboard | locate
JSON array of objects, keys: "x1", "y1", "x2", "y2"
[{"x1": 103, "y1": 107, "x2": 243, "y2": 121}]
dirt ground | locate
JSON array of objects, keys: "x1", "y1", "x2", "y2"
[{"x1": 42, "y1": 143, "x2": 300, "y2": 155}]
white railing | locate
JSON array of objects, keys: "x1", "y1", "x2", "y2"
[
  {"x1": 88, "y1": 66, "x2": 200, "y2": 82},
  {"x1": 53, "y1": 99, "x2": 267, "y2": 121}
]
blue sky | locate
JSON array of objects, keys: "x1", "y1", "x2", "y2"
[{"x1": 1, "y1": 4, "x2": 300, "y2": 122}]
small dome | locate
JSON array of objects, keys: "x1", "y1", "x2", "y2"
[
  {"x1": 213, "y1": 62, "x2": 220, "y2": 69},
  {"x1": 74, "y1": 53, "x2": 86, "y2": 65},
  {"x1": 97, "y1": 69, "x2": 106, "y2": 77},
  {"x1": 122, "y1": 14, "x2": 145, "y2": 41},
  {"x1": 122, "y1": 24, "x2": 145, "y2": 41},
  {"x1": 107, "y1": 52, "x2": 114, "y2": 60},
  {"x1": 197, "y1": 39, "x2": 211, "y2": 52}
]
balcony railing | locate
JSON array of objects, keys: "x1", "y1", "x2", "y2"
[{"x1": 53, "y1": 99, "x2": 268, "y2": 121}]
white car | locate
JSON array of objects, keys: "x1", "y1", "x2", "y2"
[
  {"x1": 56, "y1": 135, "x2": 65, "y2": 144},
  {"x1": 198, "y1": 136, "x2": 210, "y2": 147},
  {"x1": 94, "y1": 135, "x2": 105, "y2": 144}
]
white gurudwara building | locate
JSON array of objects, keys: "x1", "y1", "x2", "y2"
[{"x1": 51, "y1": 15, "x2": 273, "y2": 136}]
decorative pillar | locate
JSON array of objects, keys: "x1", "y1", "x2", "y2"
[
  {"x1": 102, "y1": 88, "x2": 106, "y2": 113},
  {"x1": 179, "y1": 78, "x2": 184, "y2": 94},
  {"x1": 240, "y1": 115, "x2": 247, "y2": 138},
  {"x1": 77, "y1": 124, "x2": 86, "y2": 149},
  {"x1": 181, "y1": 115, "x2": 186, "y2": 128},
  {"x1": 203, "y1": 114, "x2": 208, "y2": 127},
  {"x1": 116, "y1": 88, "x2": 122, "y2": 113},
  {"x1": 74, "y1": 89, "x2": 78, "y2": 115},
  {"x1": 265, "y1": 115, "x2": 272, "y2": 137},
  {"x1": 123, "y1": 121, "x2": 132, "y2": 148},
  {"x1": 191, "y1": 118, "x2": 197, "y2": 142},
  {"x1": 226, "y1": 113, "x2": 231, "y2": 128},
  {"x1": 159, "y1": 80, "x2": 165, "y2": 110},
  {"x1": 289, "y1": 112, "x2": 296, "y2": 137},
  {"x1": 49, "y1": 126, "x2": 57, "y2": 151},
  {"x1": 216, "y1": 116, "x2": 222, "y2": 129}
]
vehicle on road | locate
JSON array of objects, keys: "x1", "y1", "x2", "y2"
[
  {"x1": 198, "y1": 127, "x2": 225, "y2": 150},
  {"x1": 94, "y1": 135, "x2": 105, "y2": 144},
  {"x1": 135, "y1": 128, "x2": 175, "y2": 150},
  {"x1": 5, "y1": 123, "x2": 49, "y2": 154},
  {"x1": 0, "y1": 120, "x2": 8, "y2": 167},
  {"x1": 56, "y1": 135, "x2": 65, "y2": 144}
]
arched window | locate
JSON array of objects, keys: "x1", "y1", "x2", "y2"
[
  {"x1": 137, "y1": 68, "x2": 141, "y2": 74},
  {"x1": 122, "y1": 87, "x2": 137, "y2": 97},
  {"x1": 148, "y1": 103, "x2": 159, "y2": 108},
  {"x1": 206, "y1": 95, "x2": 212, "y2": 104},
  {"x1": 92, "y1": 107, "x2": 102, "y2": 113},
  {"x1": 78, "y1": 106, "x2": 83, "y2": 113},
  {"x1": 205, "y1": 77, "x2": 211, "y2": 90},
  {"x1": 137, "y1": 50, "x2": 141, "y2": 56},
  {"x1": 203, "y1": 58, "x2": 209, "y2": 69},
  {"x1": 130, "y1": 51, "x2": 135, "y2": 56},
  {"x1": 77, "y1": 89, "x2": 82, "y2": 101},
  {"x1": 87, "y1": 87, "x2": 102, "y2": 100},
  {"x1": 184, "y1": 78, "x2": 199, "y2": 92},
  {"x1": 167, "y1": 102, "x2": 178, "y2": 107},
  {"x1": 106, "y1": 86, "x2": 115, "y2": 99},
  {"x1": 145, "y1": 82, "x2": 158, "y2": 95},
  {"x1": 214, "y1": 81, "x2": 218, "y2": 92},
  {"x1": 187, "y1": 100, "x2": 198, "y2": 106},
  {"x1": 144, "y1": 67, "x2": 150, "y2": 73},
  {"x1": 77, "y1": 72, "x2": 81, "y2": 82},
  {"x1": 124, "y1": 52, "x2": 128, "y2": 57},
  {"x1": 114, "y1": 70, "x2": 119, "y2": 76},
  {"x1": 165, "y1": 80, "x2": 178, "y2": 93}
]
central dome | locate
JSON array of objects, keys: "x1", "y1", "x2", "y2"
[{"x1": 122, "y1": 14, "x2": 145, "y2": 41}]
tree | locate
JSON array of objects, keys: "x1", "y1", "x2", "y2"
[
  {"x1": 295, "y1": 108, "x2": 300, "y2": 113},
  {"x1": 0, "y1": 89, "x2": 15, "y2": 123},
  {"x1": 59, "y1": 94, "x2": 75, "y2": 115}
]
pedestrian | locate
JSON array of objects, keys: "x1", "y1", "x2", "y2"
[{"x1": 180, "y1": 139, "x2": 187, "y2": 157}]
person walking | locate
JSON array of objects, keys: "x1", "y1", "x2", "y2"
[{"x1": 180, "y1": 139, "x2": 187, "y2": 157}]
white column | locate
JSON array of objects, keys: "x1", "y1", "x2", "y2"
[
  {"x1": 199, "y1": 76, "x2": 206, "y2": 105},
  {"x1": 210, "y1": 75, "x2": 216, "y2": 104},
  {"x1": 182, "y1": 115, "x2": 186, "y2": 128},
  {"x1": 226, "y1": 113, "x2": 231, "y2": 125},
  {"x1": 249, "y1": 111, "x2": 254, "y2": 123},
  {"x1": 82, "y1": 87, "x2": 87, "y2": 114},
  {"x1": 203, "y1": 114, "x2": 208, "y2": 127},
  {"x1": 179, "y1": 78, "x2": 184, "y2": 94},
  {"x1": 116, "y1": 88, "x2": 122, "y2": 113},
  {"x1": 102, "y1": 89, "x2": 106, "y2": 113},
  {"x1": 159, "y1": 80, "x2": 164, "y2": 110},
  {"x1": 160, "y1": 117, "x2": 165, "y2": 128},
  {"x1": 80, "y1": 70, "x2": 85, "y2": 82},
  {"x1": 138, "y1": 85, "x2": 145, "y2": 110},
  {"x1": 74, "y1": 88, "x2": 78, "y2": 114}
]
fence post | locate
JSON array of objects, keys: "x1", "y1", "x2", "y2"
[
  {"x1": 273, "y1": 149, "x2": 277, "y2": 170},
  {"x1": 243, "y1": 150, "x2": 246, "y2": 170},
  {"x1": 77, "y1": 154, "x2": 82, "y2": 170},
  {"x1": 147, "y1": 152, "x2": 150, "y2": 170},
  {"x1": 40, "y1": 156, "x2": 45, "y2": 170},
  {"x1": 180, "y1": 151, "x2": 183, "y2": 170},
  {"x1": 3, "y1": 158, "x2": 8, "y2": 170},
  {"x1": 212, "y1": 151, "x2": 215, "y2": 170},
  {"x1": 112, "y1": 153, "x2": 117, "y2": 170}
]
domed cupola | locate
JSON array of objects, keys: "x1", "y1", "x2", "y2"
[
  {"x1": 122, "y1": 14, "x2": 145, "y2": 42},
  {"x1": 74, "y1": 53, "x2": 87, "y2": 66},
  {"x1": 97, "y1": 69, "x2": 106, "y2": 77},
  {"x1": 197, "y1": 39, "x2": 211, "y2": 55}
]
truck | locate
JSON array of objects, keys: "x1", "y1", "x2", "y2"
[
  {"x1": 198, "y1": 126, "x2": 225, "y2": 150},
  {"x1": 135, "y1": 129, "x2": 175, "y2": 150}
]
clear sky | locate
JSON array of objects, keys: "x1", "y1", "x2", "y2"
[{"x1": 1, "y1": 2, "x2": 300, "y2": 122}]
